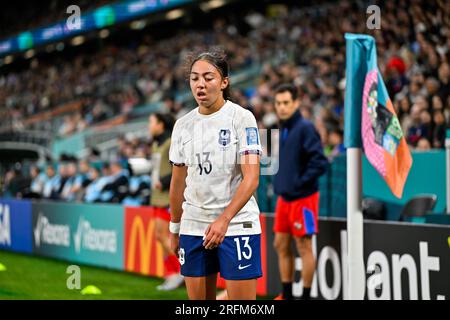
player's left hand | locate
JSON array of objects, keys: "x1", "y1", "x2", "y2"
[{"x1": 203, "y1": 215, "x2": 230, "y2": 249}]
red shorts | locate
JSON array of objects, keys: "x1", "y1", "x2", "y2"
[
  {"x1": 273, "y1": 192, "x2": 319, "y2": 237},
  {"x1": 154, "y1": 207, "x2": 170, "y2": 222}
]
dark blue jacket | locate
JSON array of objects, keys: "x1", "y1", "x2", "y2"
[{"x1": 274, "y1": 110, "x2": 328, "y2": 201}]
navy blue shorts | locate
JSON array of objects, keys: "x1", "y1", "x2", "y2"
[{"x1": 178, "y1": 234, "x2": 262, "y2": 280}]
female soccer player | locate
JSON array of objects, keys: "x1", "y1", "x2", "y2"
[{"x1": 168, "y1": 49, "x2": 262, "y2": 300}]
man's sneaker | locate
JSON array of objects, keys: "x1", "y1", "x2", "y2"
[
  {"x1": 156, "y1": 274, "x2": 185, "y2": 291},
  {"x1": 274, "y1": 294, "x2": 284, "y2": 300}
]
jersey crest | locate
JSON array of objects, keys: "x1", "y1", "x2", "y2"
[{"x1": 218, "y1": 129, "x2": 231, "y2": 148}]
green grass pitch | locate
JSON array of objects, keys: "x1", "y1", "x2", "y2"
[{"x1": 0, "y1": 250, "x2": 188, "y2": 300}]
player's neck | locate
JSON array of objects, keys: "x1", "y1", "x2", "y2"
[{"x1": 199, "y1": 98, "x2": 226, "y2": 115}]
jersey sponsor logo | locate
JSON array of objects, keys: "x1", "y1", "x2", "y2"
[
  {"x1": 218, "y1": 129, "x2": 231, "y2": 148},
  {"x1": 246, "y1": 127, "x2": 259, "y2": 145},
  {"x1": 238, "y1": 263, "x2": 252, "y2": 270}
]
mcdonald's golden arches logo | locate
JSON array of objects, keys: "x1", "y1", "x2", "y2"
[{"x1": 125, "y1": 207, "x2": 164, "y2": 277}]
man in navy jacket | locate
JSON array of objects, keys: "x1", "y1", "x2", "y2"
[{"x1": 273, "y1": 84, "x2": 328, "y2": 300}]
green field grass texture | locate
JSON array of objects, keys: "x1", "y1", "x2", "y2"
[{"x1": 0, "y1": 250, "x2": 188, "y2": 300}]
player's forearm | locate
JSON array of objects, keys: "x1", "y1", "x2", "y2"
[
  {"x1": 221, "y1": 169, "x2": 259, "y2": 222},
  {"x1": 169, "y1": 191, "x2": 184, "y2": 222},
  {"x1": 169, "y1": 167, "x2": 187, "y2": 223},
  {"x1": 169, "y1": 179, "x2": 184, "y2": 222}
]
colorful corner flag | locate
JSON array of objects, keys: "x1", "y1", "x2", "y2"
[{"x1": 344, "y1": 33, "x2": 412, "y2": 198}]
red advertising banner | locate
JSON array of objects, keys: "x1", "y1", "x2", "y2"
[{"x1": 124, "y1": 206, "x2": 164, "y2": 277}]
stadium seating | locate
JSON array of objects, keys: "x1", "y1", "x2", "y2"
[{"x1": 400, "y1": 194, "x2": 438, "y2": 222}]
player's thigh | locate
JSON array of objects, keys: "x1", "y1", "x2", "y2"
[
  {"x1": 217, "y1": 234, "x2": 262, "y2": 281},
  {"x1": 185, "y1": 274, "x2": 218, "y2": 300},
  {"x1": 225, "y1": 278, "x2": 257, "y2": 300},
  {"x1": 178, "y1": 235, "x2": 220, "y2": 277}
]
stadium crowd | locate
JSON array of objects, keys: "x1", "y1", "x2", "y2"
[
  {"x1": 0, "y1": 0, "x2": 449, "y2": 202},
  {"x1": 1, "y1": 152, "x2": 152, "y2": 206}
]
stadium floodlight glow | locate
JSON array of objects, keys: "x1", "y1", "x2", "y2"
[
  {"x1": 165, "y1": 9, "x2": 184, "y2": 20},
  {"x1": 99, "y1": 29, "x2": 110, "y2": 38},
  {"x1": 200, "y1": 0, "x2": 226, "y2": 12},
  {"x1": 71, "y1": 36, "x2": 85, "y2": 46},
  {"x1": 24, "y1": 49, "x2": 35, "y2": 59},
  {"x1": 130, "y1": 20, "x2": 147, "y2": 30},
  {"x1": 56, "y1": 42, "x2": 65, "y2": 51},
  {"x1": 4, "y1": 55, "x2": 13, "y2": 64}
]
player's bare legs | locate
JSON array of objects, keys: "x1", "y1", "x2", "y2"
[
  {"x1": 226, "y1": 279, "x2": 257, "y2": 300},
  {"x1": 185, "y1": 274, "x2": 218, "y2": 300},
  {"x1": 155, "y1": 217, "x2": 171, "y2": 254},
  {"x1": 274, "y1": 233, "x2": 294, "y2": 282},
  {"x1": 295, "y1": 235, "x2": 315, "y2": 299}
]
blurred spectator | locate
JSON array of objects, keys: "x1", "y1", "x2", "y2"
[
  {"x1": 87, "y1": 148, "x2": 101, "y2": 163},
  {"x1": 122, "y1": 175, "x2": 151, "y2": 206},
  {"x1": 71, "y1": 159, "x2": 92, "y2": 201},
  {"x1": 23, "y1": 165, "x2": 47, "y2": 199},
  {"x1": 83, "y1": 166, "x2": 108, "y2": 203},
  {"x1": 416, "y1": 138, "x2": 432, "y2": 151},
  {"x1": 2, "y1": 164, "x2": 30, "y2": 198},
  {"x1": 42, "y1": 164, "x2": 61, "y2": 199},
  {"x1": 324, "y1": 127, "x2": 345, "y2": 161},
  {"x1": 100, "y1": 161, "x2": 129, "y2": 203},
  {"x1": 407, "y1": 104, "x2": 424, "y2": 146},
  {"x1": 386, "y1": 56, "x2": 407, "y2": 97},
  {"x1": 60, "y1": 162, "x2": 78, "y2": 201},
  {"x1": 432, "y1": 110, "x2": 447, "y2": 149}
]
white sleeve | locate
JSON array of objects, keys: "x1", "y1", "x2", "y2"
[
  {"x1": 169, "y1": 121, "x2": 186, "y2": 166},
  {"x1": 236, "y1": 110, "x2": 263, "y2": 156}
]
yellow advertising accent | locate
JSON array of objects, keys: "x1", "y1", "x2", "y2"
[{"x1": 127, "y1": 215, "x2": 164, "y2": 277}]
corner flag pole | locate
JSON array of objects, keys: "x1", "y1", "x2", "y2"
[
  {"x1": 344, "y1": 33, "x2": 412, "y2": 299},
  {"x1": 344, "y1": 33, "x2": 368, "y2": 300},
  {"x1": 346, "y1": 148, "x2": 365, "y2": 299}
]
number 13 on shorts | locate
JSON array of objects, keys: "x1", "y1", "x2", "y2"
[
  {"x1": 234, "y1": 236, "x2": 252, "y2": 260},
  {"x1": 219, "y1": 234, "x2": 262, "y2": 280}
]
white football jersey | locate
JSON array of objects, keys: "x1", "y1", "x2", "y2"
[{"x1": 169, "y1": 100, "x2": 262, "y2": 236}]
